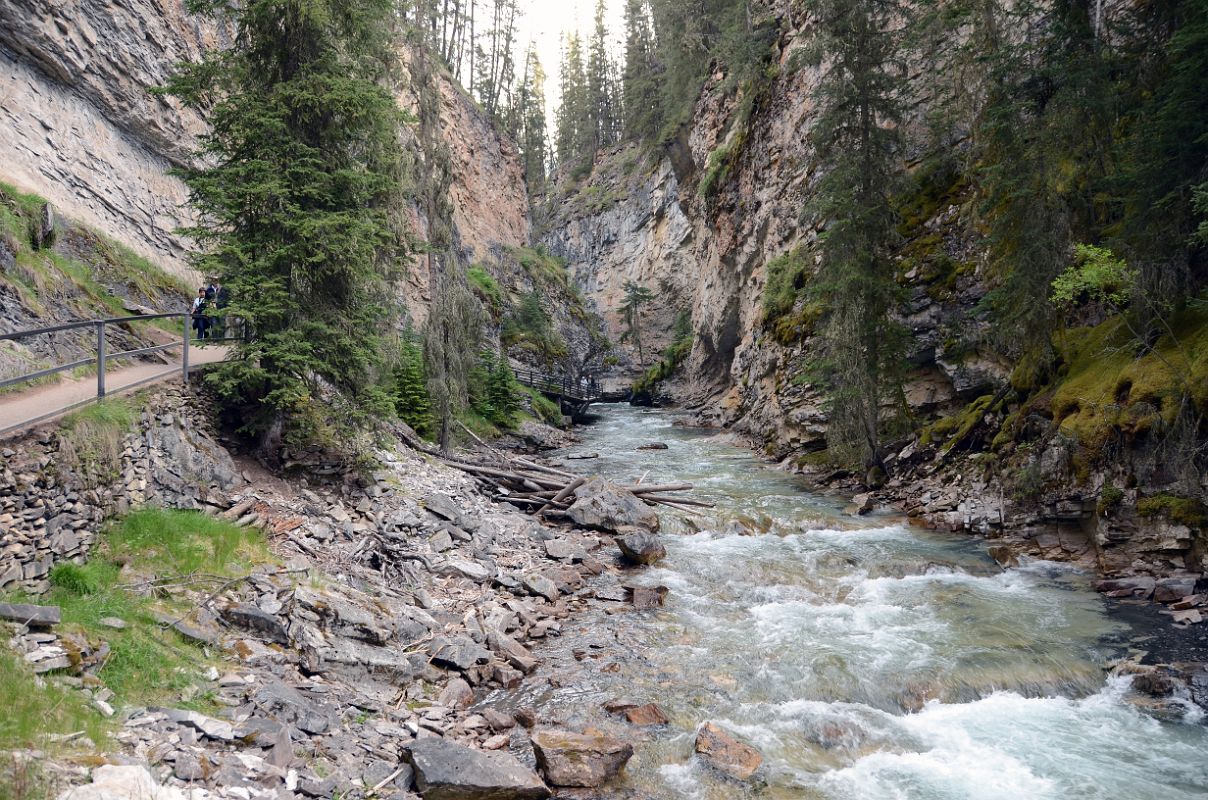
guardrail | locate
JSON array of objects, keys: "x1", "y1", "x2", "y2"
[
  {"x1": 514, "y1": 368, "x2": 602, "y2": 401},
  {"x1": 0, "y1": 312, "x2": 247, "y2": 400}
]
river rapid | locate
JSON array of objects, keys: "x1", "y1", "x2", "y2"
[{"x1": 489, "y1": 406, "x2": 1208, "y2": 799}]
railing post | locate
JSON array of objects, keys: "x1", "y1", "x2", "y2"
[
  {"x1": 95, "y1": 321, "x2": 106, "y2": 399},
  {"x1": 182, "y1": 314, "x2": 190, "y2": 384}
]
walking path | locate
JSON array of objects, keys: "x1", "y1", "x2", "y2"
[{"x1": 0, "y1": 345, "x2": 229, "y2": 438}]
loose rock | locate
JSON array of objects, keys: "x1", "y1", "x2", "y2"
[
  {"x1": 694, "y1": 722, "x2": 763, "y2": 780},
  {"x1": 530, "y1": 729, "x2": 634, "y2": 788},
  {"x1": 405, "y1": 737, "x2": 550, "y2": 799}
]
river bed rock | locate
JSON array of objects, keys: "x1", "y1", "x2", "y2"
[
  {"x1": 566, "y1": 476, "x2": 660, "y2": 533},
  {"x1": 617, "y1": 531, "x2": 666, "y2": 565},
  {"x1": 406, "y1": 737, "x2": 550, "y2": 799},
  {"x1": 694, "y1": 722, "x2": 763, "y2": 781},
  {"x1": 530, "y1": 730, "x2": 634, "y2": 787}
]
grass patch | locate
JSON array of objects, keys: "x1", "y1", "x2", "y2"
[
  {"x1": 56, "y1": 398, "x2": 138, "y2": 489},
  {"x1": 467, "y1": 266, "x2": 504, "y2": 317},
  {"x1": 0, "y1": 649, "x2": 111, "y2": 752},
  {"x1": 521, "y1": 385, "x2": 563, "y2": 425},
  {"x1": 6, "y1": 509, "x2": 274, "y2": 717}
]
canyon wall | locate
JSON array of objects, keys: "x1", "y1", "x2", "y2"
[{"x1": 0, "y1": 0, "x2": 533, "y2": 314}]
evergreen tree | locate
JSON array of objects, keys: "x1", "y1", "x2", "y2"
[
  {"x1": 394, "y1": 336, "x2": 434, "y2": 438},
  {"x1": 622, "y1": 0, "x2": 661, "y2": 140},
  {"x1": 425, "y1": 272, "x2": 483, "y2": 453},
  {"x1": 164, "y1": 0, "x2": 408, "y2": 453},
  {"x1": 556, "y1": 32, "x2": 592, "y2": 171},
  {"x1": 803, "y1": 0, "x2": 910, "y2": 471},
  {"x1": 513, "y1": 46, "x2": 550, "y2": 194},
  {"x1": 588, "y1": 0, "x2": 621, "y2": 150},
  {"x1": 618, "y1": 280, "x2": 655, "y2": 364}
]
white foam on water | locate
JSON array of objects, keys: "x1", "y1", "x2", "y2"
[
  {"x1": 655, "y1": 762, "x2": 706, "y2": 800},
  {"x1": 814, "y1": 680, "x2": 1208, "y2": 799}
]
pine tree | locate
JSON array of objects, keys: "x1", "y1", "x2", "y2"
[
  {"x1": 164, "y1": 0, "x2": 408, "y2": 454},
  {"x1": 588, "y1": 0, "x2": 620, "y2": 150},
  {"x1": 803, "y1": 0, "x2": 911, "y2": 472},
  {"x1": 394, "y1": 336, "x2": 434, "y2": 438},
  {"x1": 556, "y1": 32, "x2": 592, "y2": 171},
  {"x1": 622, "y1": 0, "x2": 661, "y2": 140},
  {"x1": 618, "y1": 280, "x2": 655, "y2": 364},
  {"x1": 513, "y1": 46, "x2": 549, "y2": 194},
  {"x1": 425, "y1": 272, "x2": 484, "y2": 453}
]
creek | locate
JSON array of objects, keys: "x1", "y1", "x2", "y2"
[{"x1": 492, "y1": 405, "x2": 1208, "y2": 799}]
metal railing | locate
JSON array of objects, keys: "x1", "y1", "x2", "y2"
[
  {"x1": 0, "y1": 312, "x2": 246, "y2": 419},
  {"x1": 514, "y1": 368, "x2": 603, "y2": 402}
]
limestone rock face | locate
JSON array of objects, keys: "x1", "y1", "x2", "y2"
[
  {"x1": 405, "y1": 737, "x2": 550, "y2": 800},
  {"x1": 530, "y1": 729, "x2": 634, "y2": 788},
  {"x1": 566, "y1": 476, "x2": 660, "y2": 533}
]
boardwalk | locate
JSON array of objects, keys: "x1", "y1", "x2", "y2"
[{"x1": 514, "y1": 368, "x2": 628, "y2": 420}]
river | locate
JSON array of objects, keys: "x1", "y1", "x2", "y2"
[{"x1": 492, "y1": 406, "x2": 1208, "y2": 799}]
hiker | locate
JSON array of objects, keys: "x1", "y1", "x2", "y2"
[
  {"x1": 191, "y1": 288, "x2": 210, "y2": 339},
  {"x1": 211, "y1": 278, "x2": 230, "y2": 337}
]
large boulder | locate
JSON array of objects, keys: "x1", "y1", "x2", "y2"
[
  {"x1": 617, "y1": 531, "x2": 666, "y2": 565},
  {"x1": 530, "y1": 730, "x2": 633, "y2": 788},
  {"x1": 405, "y1": 738, "x2": 550, "y2": 799},
  {"x1": 694, "y1": 722, "x2": 763, "y2": 781},
  {"x1": 566, "y1": 477, "x2": 659, "y2": 533}
]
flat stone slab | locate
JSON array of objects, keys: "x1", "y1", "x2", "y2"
[
  {"x1": 405, "y1": 737, "x2": 550, "y2": 799},
  {"x1": 0, "y1": 602, "x2": 60, "y2": 627}
]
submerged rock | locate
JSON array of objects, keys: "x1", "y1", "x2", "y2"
[
  {"x1": 623, "y1": 703, "x2": 669, "y2": 725},
  {"x1": 617, "y1": 531, "x2": 666, "y2": 565},
  {"x1": 405, "y1": 737, "x2": 550, "y2": 799},
  {"x1": 530, "y1": 729, "x2": 633, "y2": 787},
  {"x1": 694, "y1": 722, "x2": 763, "y2": 781},
  {"x1": 567, "y1": 476, "x2": 660, "y2": 533}
]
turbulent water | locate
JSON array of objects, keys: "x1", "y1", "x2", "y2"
[{"x1": 492, "y1": 406, "x2": 1208, "y2": 799}]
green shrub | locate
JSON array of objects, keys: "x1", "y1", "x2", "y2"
[
  {"x1": 1050, "y1": 244, "x2": 1136, "y2": 312},
  {"x1": 467, "y1": 266, "x2": 503, "y2": 315}
]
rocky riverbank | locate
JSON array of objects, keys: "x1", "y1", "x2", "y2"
[{"x1": 1, "y1": 389, "x2": 678, "y2": 799}]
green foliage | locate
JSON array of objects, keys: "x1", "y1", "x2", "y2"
[
  {"x1": 1, "y1": 510, "x2": 272, "y2": 739},
  {"x1": 919, "y1": 393, "x2": 995, "y2": 452},
  {"x1": 470, "y1": 350, "x2": 523, "y2": 428},
  {"x1": 56, "y1": 399, "x2": 138, "y2": 489},
  {"x1": 761, "y1": 247, "x2": 823, "y2": 345},
  {"x1": 164, "y1": 0, "x2": 410, "y2": 450},
  {"x1": 799, "y1": 0, "x2": 910, "y2": 470},
  {"x1": 618, "y1": 280, "x2": 656, "y2": 363},
  {"x1": 632, "y1": 311, "x2": 692, "y2": 395},
  {"x1": 1096, "y1": 483, "x2": 1125, "y2": 515},
  {"x1": 0, "y1": 648, "x2": 111, "y2": 752},
  {"x1": 425, "y1": 273, "x2": 483, "y2": 452},
  {"x1": 501, "y1": 289, "x2": 568, "y2": 363},
  {"x1": 392, "y1": 336, "x2": 433, "y2": 438},
  {"x1": 521, "y1": 385, "x2": 564, "y2": 425},
  {"x1": 1050, "y1": 244, "x2": 1136, "y2": 312},
  {"x1": 467, "y1": 266, "x2": 504, "y2": 316},
  {"x1": 1136, "y1": 493, "x2": 1208, "y2": 527}
]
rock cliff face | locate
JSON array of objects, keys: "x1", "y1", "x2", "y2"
[
  {"x1": 541, "y1": 26, "x2": 1002, "y2": 432},
  {"x1": 541, "y1": 11, "x2": 1205, "y2": 583},
  {"x1": 0, "y1": 1, "x2": 535, "y2": 323},
  {"x1": 0, "y1": 0, "x2": 222, "y2": 277}
]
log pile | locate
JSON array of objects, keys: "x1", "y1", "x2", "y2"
[{"x1": 431, "y1": 423, "x2": 712, "y2": 517}]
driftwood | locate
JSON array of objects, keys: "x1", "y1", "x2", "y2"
[{"x1": 430, "y1": 442, "x2": 712, "y2": 517}]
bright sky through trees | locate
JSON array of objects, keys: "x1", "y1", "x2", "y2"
[{"x1": 515, "y1": 0, "x2": 625, "y2": 125}]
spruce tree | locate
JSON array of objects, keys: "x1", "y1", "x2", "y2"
[
  {"x1": 425, "y1": 271, "x2": 484, "y2": 453},
  {"x1": 588, "y1": 0, "x2": 620, "y2": 150},
  {"x1": 618, "y1": 280, "x2": 655, "y2": 364},
  {"x1": 622, "y1": 0, "x2": 661, "y2": 140},
  {"x1": 513, "y1": 46, "x2": 550, "y2": 194},
  {"x1": 556, "y1": 33, "x2": 592, "y2": 171},
  {"x1": 803, "y1": 0, "x2": 910, "y2": 472},
  {"x1": 164, "y1": 0, "x2": 408, "y2": 454}
]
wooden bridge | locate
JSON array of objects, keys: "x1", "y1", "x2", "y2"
[{"x1": 514, "y1": 368, "x2": 629, "y2": 421}]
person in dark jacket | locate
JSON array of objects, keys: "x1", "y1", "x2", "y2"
[{"x1": 191, "y1": 288, "x2": 210, "y2": 339}]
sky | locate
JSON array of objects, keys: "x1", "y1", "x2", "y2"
[{"x1": 512, "y1": 0, "x2": 626, "y2": 126}]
